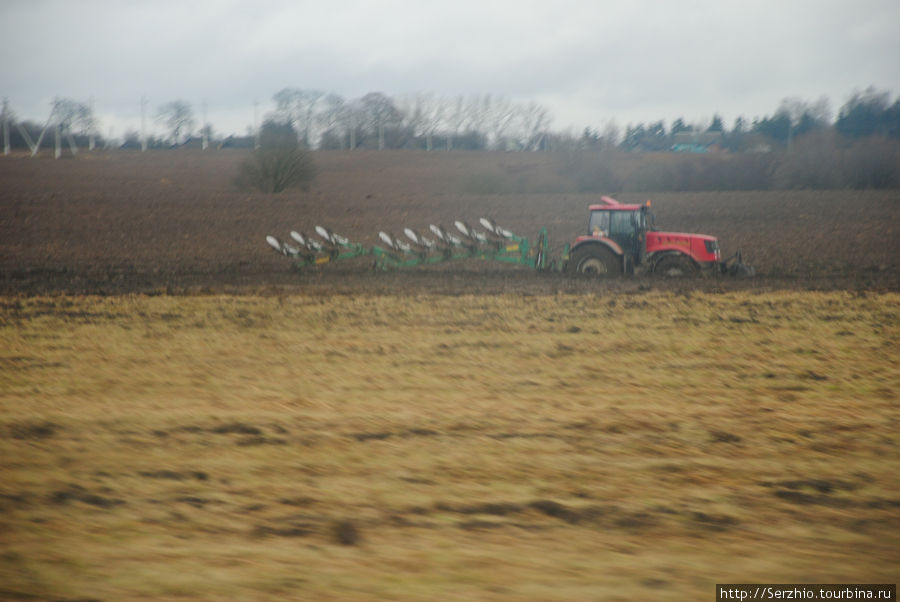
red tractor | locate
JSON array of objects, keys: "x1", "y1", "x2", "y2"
[
  {"x1": 565, "y1": 196, "x2": 752, "y2": 277},
  {"x1": 267, "y1": 195, "x2": 752, "y2": 277}
]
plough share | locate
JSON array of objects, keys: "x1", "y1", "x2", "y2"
[{"x1": 267, "y1": 219, "x2": 556, "y2": 271}]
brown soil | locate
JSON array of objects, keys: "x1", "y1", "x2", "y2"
[{"x1": 1, "y1": 149, "x2": 897, "y2": 295}]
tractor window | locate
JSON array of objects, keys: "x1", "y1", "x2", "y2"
[
  {"x1": 609, "y1": 211, "x2": 636, "y2": 236},
  {"x1": 589, "y1": 211, "x2": 610, "y2": 236},
  {"x1": 640, "y1": 206, "x2": 654, "y2": 231}
]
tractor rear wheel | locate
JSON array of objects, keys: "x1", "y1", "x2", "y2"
[
  {"x1": 567, "y1": 246, "x2": 621, "y2": 277},
  {"x1": 654, "y1": 254, "x2": 699, "y2": 277}
]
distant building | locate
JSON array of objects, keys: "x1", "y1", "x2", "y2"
[{"x1": 671, "y1": 131, "x2": 723, "y2": 153}]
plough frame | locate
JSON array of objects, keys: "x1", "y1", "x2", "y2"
[{"x1": 267, "y1": 220, "x2": 563, "y2": 272}]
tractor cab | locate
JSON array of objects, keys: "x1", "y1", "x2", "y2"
[
  {"x1": 586, "y1": 197, "x2": 650, "y2": 267},
  {"x1": 575, "y1": 196, "x2": 650, "y2": 272}
]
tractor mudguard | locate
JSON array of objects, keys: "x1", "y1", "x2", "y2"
[{"x1": 569, "y1": 237, "x2": 624, "y2": 257}]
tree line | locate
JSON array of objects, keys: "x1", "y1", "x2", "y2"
[
  {"x1": 2, "y1": 86, "x2": 898, "y2": 154},
  {"x1": 245, "y1": 86, "x2": 900, "y2": 153}
]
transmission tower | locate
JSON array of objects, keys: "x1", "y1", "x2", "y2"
[
  {"x1": 141, "y1": 96, "x2": 148, "y2": 152},
  {"x1": 2, "y1": 98, "x2": 9, "y2": 155},
  {"x1": 202, "y1": 100, "x2": 208, "y2": 150},
  {"x1": 253, "y1": 99, "x2": 260, "y2": 149}
]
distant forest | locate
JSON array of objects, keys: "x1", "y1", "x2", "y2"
[{"x1": 2, "y1": 86, "x2": 899, "y2": 189}]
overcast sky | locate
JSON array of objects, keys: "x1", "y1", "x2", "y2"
[{"x1": 2, "y1": 0, "x2": 898, "y2": 139}]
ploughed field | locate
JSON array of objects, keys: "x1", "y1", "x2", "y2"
[{"x1": 0, "y1": 150, "x2": 897, "y2": 294}]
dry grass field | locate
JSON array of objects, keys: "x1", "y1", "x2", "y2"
[{"x1": 1, "y1": 291, "x2": 897, "y2": 600}]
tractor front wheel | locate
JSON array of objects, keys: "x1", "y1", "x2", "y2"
[
  {"x1": 653, "y1": 254, "x2": 699, "y2": 277},
  {"x1": 567, "y1": 246, "x2": 621, "y2": 277}
]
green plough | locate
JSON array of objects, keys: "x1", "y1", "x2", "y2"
[{"x1": 266, "y1": 219, "x2": 565, "y2": 272}]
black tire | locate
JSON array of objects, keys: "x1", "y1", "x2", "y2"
[
  {"x1": 653, "y1": 254, "x2": 699, "y2": 278},
  {"x1": 566, "y1": 245, "x2": 621, "y2": 277}
]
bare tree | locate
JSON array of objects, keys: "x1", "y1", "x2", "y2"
[
  {"x1": 417, "y1": 94, "x2": 445, "y2": 151},
  {"x1": 467, "y1": 95, "x2": 492, "y2": 144},
  {"x1": 273, "y1": 88, "x2": 326, "y2": 148},
  {"x1": 482, "y1": 95, "x2": 518, "y2": 149},
  {"x1": 53, "y1": 98, "x2": 95, "y2": 137},
  {"x1": 394, "y1": 93, "x2": 445, "y2": 150},
  {"x1": 359, "y1": 92, "x2": 402, "y2": 149},
  {"x1": 442, "y1": 95, "x2": 471, "y2": 150},
  {"x1": 599, "y1": 120, "x2": 621, "y2": 149},
  {"x1": 513, "y1": 101, "x2": 551, "y2": 150},
  {"x1": 316, "y1": 93, "x2": 347, "y2": 148},
  {"x1": 342, "y1": 98, "x2": 365, "y2": 150},
  {"x1": 28, "y1": 97, "x2": 97, "y2": 157},
  {"x1": 156, "y1": 100, "x2": 195, "y2": 145},
  {"x1": 396, "y1": 94, "x2": 426, "y2": 147},
  {"x1": 2, "y1": 98, "x2": 11, "y2": 154}
]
